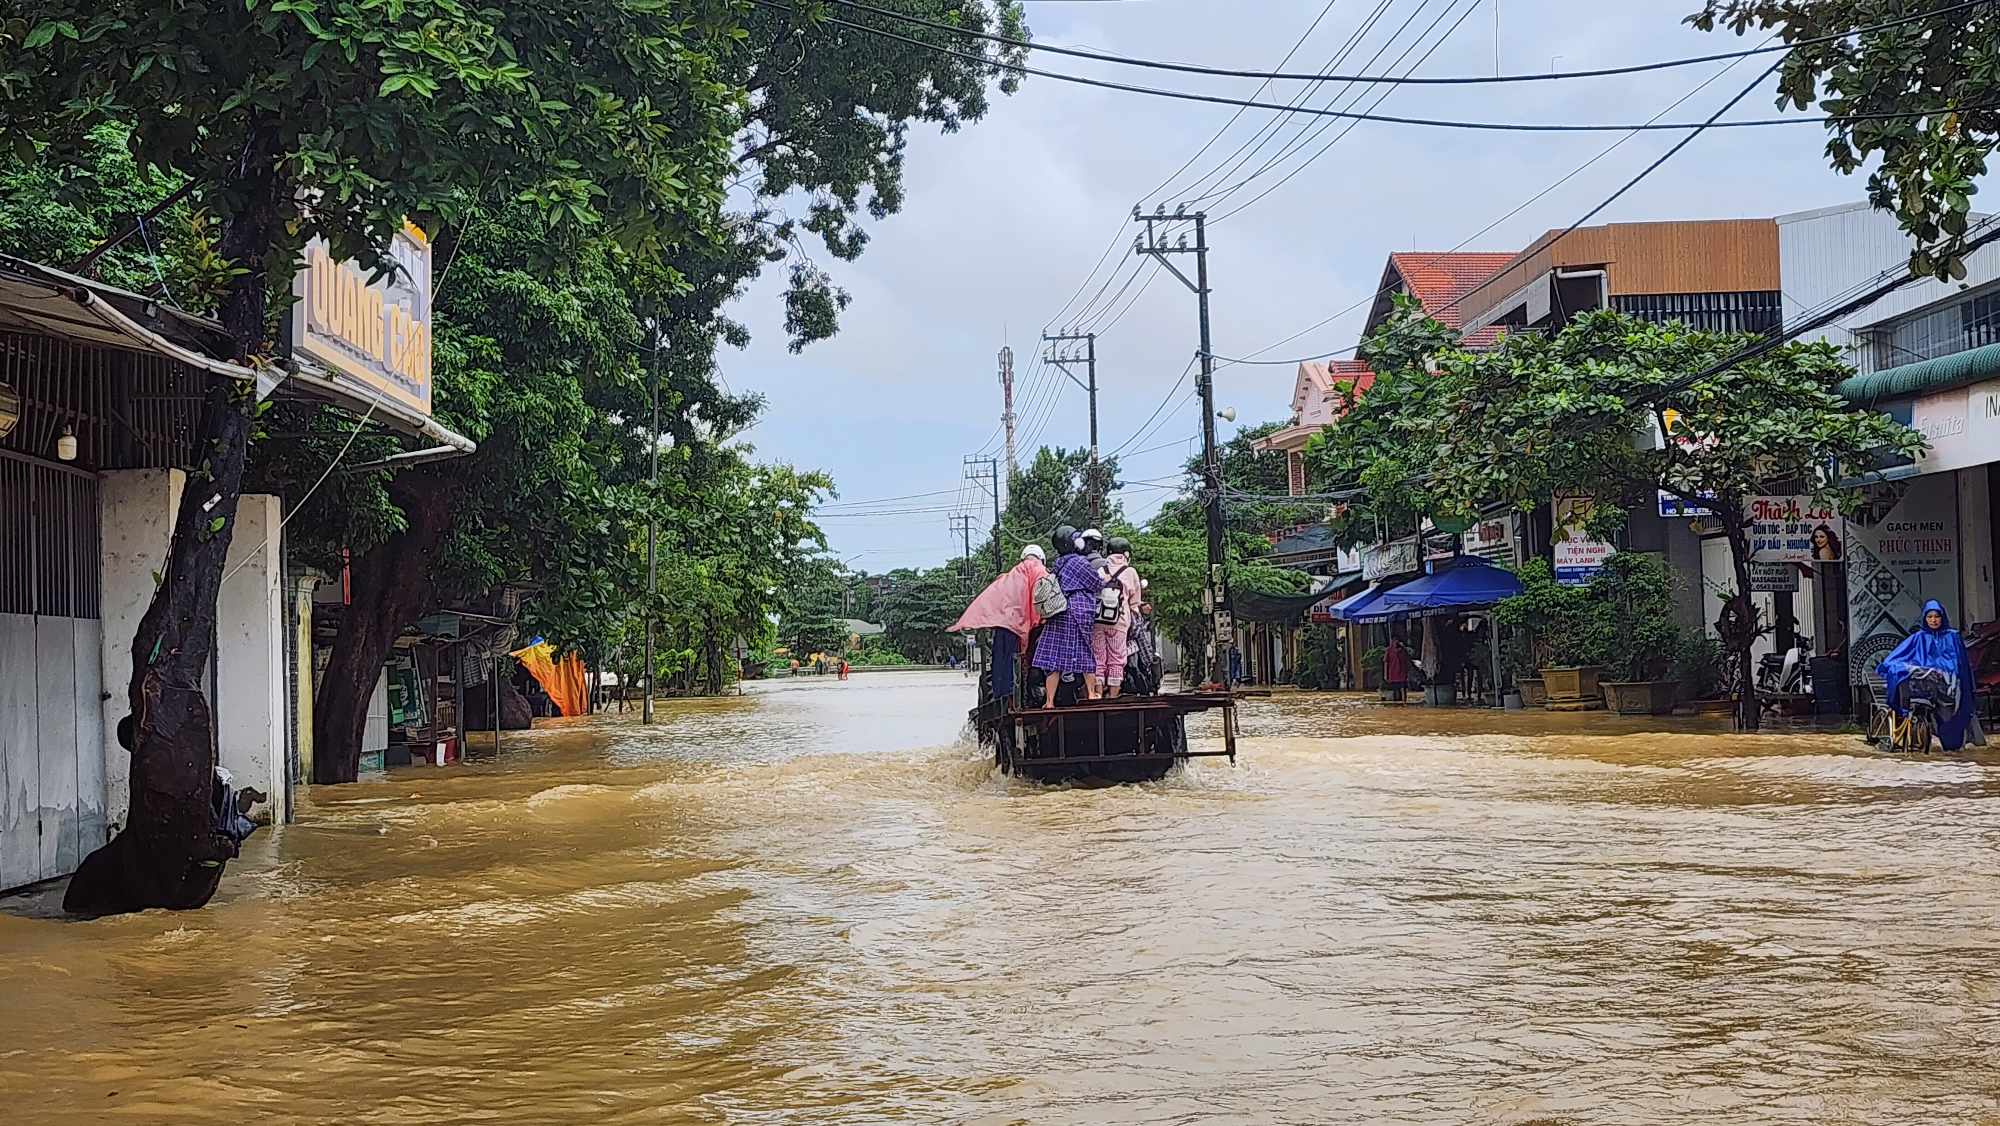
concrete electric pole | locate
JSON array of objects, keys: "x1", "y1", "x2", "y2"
[
  {"x1": 1133, "y1": 205, "x2": 1233, "y2": 691},
  {"x1": 1041, "y1": 331, "x2": 1100, "y2": 523},
  {"x1": 963, "y1": 455, "x2": 1002, "y2": 577}
]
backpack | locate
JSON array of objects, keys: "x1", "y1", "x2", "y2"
[
  {"x1": 1095, "y1": 565, "x2": 1131, "y2": 626},
  {"x1": 1032, "y1": 572, "x2": 1068, "y2": 618}
]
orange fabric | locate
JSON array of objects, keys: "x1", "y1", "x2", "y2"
[
  {"x1": 509, "y1": 642, "x2": 591, "y2": 717},
  {"x1": 948, "y1": 557, "x2": 1046, "y2": 643}
]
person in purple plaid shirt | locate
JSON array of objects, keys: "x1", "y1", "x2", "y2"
[{"x1": 1033, "y1": 527, "x2": 1106, "y2": 708}]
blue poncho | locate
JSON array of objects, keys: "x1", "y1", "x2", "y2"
[{"x1": 1879, "y1": 599, "x2": 1976, "y2": 751}]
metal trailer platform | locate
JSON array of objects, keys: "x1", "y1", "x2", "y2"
[{"x1": 972, "y1": 691, "x2": 1238, "y2": 784}]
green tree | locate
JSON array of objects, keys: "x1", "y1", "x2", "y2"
[
  {"x1": 1690, "y1": 0, "x2": 1995, "y2": 278},
  {"x1": 780, "y1": 554, "x2": 859, "y2": 659},
  {"x1": 3, "y1": 0, "x2": 744, "y2": 914},
  {"x1": 877, "y1": 565, "x2": 970, "y2": 662},
  {"x1": 1308, "y1": 304, "x2": 1921, "y2": 729},
  {"x1": 1148, "y1": 420, "x2": 1321, "y2": 540},
  {"x1": 987, "y1": 446, "x2": 1121, "y2": 563},
  {"x1": 730, "y1": 1, "x2": 1028, "y2": 344}
]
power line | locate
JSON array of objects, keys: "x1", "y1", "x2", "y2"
[
  {"x1": 827, "y1": 0, "x2": 1993, "y2": 89},
  {"x1": 759, "y1": 1, "x2": 1984, "y2": 134},
  {"x1": 1105, "y1": 352, "x2": 1198, "y2": 457},
  {"x1": 1208, "y1": 52, "x2": 1790, "y2": 370},
  {"x1": 1141, "y1": 0, "x2": 1345, "y2": 206},
  {"x1": 1168, "y1": 0, "x2": 1404, "y2": 206},
  {"x1": 1209, "y1": 0, "x2": 1486, "y2": 220}
]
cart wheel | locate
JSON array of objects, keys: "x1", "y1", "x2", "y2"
[{"x1": 1910, "y1": 718, "x2": 1933, "y2": 754}]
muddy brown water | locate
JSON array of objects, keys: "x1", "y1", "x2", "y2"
[{"x1": 4, "y1": 671, "x2": 2000, "y2": 1124}]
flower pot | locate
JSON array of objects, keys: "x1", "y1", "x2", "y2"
[
  {"x1": 1502, "y1": 689, "x2": 1524, "y2": 711},
  {"x1": 1516, "y1": 677, "x2": 1548, "y2": 708},
  {"x1": 1424, "y1": 684, "x2": 1458, "y2": 707},
  {"x1": 1601, "y1": 679, "x2": 1677, "y2": 716},
  {"x1": 1688, "y1": 697, "x2": 1734, "y2": 716},
  {"x1": 1540, "y1": 665, "x2": 1602, "y2": 704}
]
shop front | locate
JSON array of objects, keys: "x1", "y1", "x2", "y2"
[
  {"x1": 0, "y1": 249, "x2": 471, "y2": 892},
  {"x1": 1836, "y1": 351, "x2": 2000, "y2": 716}
]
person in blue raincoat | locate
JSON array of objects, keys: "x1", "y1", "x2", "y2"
[{"x1": 1879, "y1": 599, "x2": 1977, "y2": 751}]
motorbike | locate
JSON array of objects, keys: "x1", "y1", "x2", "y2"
[{"x1": 1756, "y1": 635, "x2": 1813, "y2": 697}]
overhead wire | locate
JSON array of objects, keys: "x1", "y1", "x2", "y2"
[
  {"x1": 753, "y1": 1, "x2": 1983, "y2": 134},
  {"x1": 827, "y1": 0, "x2": 1993, "y2": 89},
  {"x1": 1206, "y1": 49, "x2": 1792, "y2": 370},
  {"x1": 1104, "y1": 352, "x2": 1198, "y2": 457},
  {"x1": 1167, "y1": 0, "x2": 1403, "y2": 205},
  {"x1": 1209, "y1": 0, "x2": 1487, "y2": 221}
]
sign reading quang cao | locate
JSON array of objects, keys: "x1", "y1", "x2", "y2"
[{"x1": 292, "y1": 223, "x2": 434, "y2": 416}]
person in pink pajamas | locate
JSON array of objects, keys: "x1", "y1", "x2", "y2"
[{"x1": 1093, "y1": 536, "x2": 1144, "y2": 697}]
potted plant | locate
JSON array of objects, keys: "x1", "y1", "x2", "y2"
[
  {"x1": 1493, "y1": 560, "x2": 1606, "y2": 708},
  {"x1": 1591, "y1": 553, "x2": 1682, "y2": 715},
  {"x1": 1670, "y1": 632, "x2": 1729, "y2": 714}
]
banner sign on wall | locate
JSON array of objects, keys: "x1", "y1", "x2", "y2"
[
  {"x1": 1553, "y1": 494, "x2": 1612, "y2": 586},
  {"x1": 1845, "y1": 477, "x2": 1961, "y2": 682},
  {"x1": 1750, "y1": 561, "x2": 1800, "y2": 593},
  {"x1": 1749, "y1": 495, "x2": 1844, "y2": 563},
  {"x1": 1362, "y1": 537, "x2": 1420, "y2": 580}
]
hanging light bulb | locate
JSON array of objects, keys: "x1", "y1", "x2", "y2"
[{"x1": 55, "y1": 426, "x2": 77, "y2": 462}]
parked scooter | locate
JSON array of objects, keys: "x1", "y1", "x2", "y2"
[{"x1": 1757, "y1": 635, "x2": 1813, "y2": 697}]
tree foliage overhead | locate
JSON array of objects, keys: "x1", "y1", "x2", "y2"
[{"x1": 1690, "y1": 0, "x2": 1996, "y2": 278}]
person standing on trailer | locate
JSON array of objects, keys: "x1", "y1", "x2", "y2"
[
  {"x1": 1033, "y1": 524, "x2": 1106, "y2": 707},
  {"x1": 1093, "y1": 536, "x2": 1143, "y2": 698}
]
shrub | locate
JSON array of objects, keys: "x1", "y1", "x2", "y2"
[
  {"x1": 1670, "y1": 632, "x2": 1725, "y2": 700},
  {"x1": 1587, "y1": 553, "x2": 1681, "y2": 682}
]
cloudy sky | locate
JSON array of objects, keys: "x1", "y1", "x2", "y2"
[{"x1": 719, "y1": 0, "x2": 1884, "y2": 573}]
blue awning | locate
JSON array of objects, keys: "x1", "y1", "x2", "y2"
[
  {"x1": 1374, "y1": 557, "x2": 1522, "y2": 617},
  {"x1": 1329, "y1": 583, "x2": 1394, "y2": 622}
]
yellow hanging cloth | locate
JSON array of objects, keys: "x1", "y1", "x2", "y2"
[{"x1": 508, "y1": 642, "x2": 591, "y2": 718}]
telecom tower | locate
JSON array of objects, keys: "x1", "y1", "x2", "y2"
[{"x1": 998, "y1": 345, "x2": 1017, "y2": 494}]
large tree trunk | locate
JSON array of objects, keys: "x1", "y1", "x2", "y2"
[
  {"x1": 313, "y1": 469, "x2": 461, "y2": 783},
  {"x1": 66, "y1": 145, "x2": 283, "y2": 916},
  {"x1": 1721, "y1": 509, "x2": 1762, "y2": 733}
]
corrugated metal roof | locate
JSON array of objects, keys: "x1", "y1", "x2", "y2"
[{"x1": 1836, "y1": 342, "x2": 2000, "y2": 408}]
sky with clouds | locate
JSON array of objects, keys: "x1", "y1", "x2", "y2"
[{"x1": 718, "y1": 0, "x2": 1894, "y2": 574}]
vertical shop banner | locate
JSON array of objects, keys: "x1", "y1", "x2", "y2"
[
  {"x1": 1844, "y1": 477, "x2": 1961, "y2": 682},
  {"x1": 1748, "y1": 495, "x2": 1844, "y2": 563},
  {"x1": 1553, "y1": 494, "x2": 1612, "y2": 586}
]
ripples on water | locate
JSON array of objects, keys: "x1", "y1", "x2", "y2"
[{"x1": 4, "y1": 672, "x2": 2000, "y2": 1124}]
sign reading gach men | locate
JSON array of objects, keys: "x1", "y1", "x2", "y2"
[{"x1": 291, "y1": 223, "x2": 434, "y2": 416}]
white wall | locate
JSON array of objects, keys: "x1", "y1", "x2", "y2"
[
  {"x1": 217, "y1": 494, "x2": 287, "y2": 821},
  {"x1": 97, "y1": 468, "x2": 184, "y2": 833},
  {"x1": 1961, "y1": 467, "x2": 1997, "y2": 627},
  {"x1": 1778, "y1": 202, "x2": 2000, "y2": 358}
]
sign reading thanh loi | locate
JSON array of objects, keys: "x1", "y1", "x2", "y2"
[{"x1": 291, "y1": 222, "x2": 433, "y2": 416}]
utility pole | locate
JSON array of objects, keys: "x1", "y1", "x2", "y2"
[
  {"x1": 998, "y1": 346, "x2": 1018, "y2": 493},
  {"x1": 1042, "y1": 331, "x2": 1099, "y2": 522},
  {"x1": 949, "y1": 513, "x2": 977, "y2": 671},
  {"x1": 964, "y1": 455, "x2": 1002, "y2": 576},
  {"x1": 1134, "y1": 205, "x2": 1232, "y2": 691},
  {"x1": 643, "y1": 316, "x2": 662, "y2": 724}
]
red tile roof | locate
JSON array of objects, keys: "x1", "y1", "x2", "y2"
[{"x1": 1386, "y1": 251, "x2": 1515, "y2": 348}]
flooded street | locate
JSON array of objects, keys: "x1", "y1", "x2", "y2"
[{"x1": 5, "y1": 671, "x2": 2000, "y2": 1124}]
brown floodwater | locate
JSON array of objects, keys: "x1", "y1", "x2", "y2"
[{"x1": 5, "y1": 671, "x2": 2000, "y2": 1124}]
